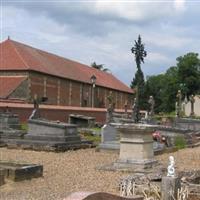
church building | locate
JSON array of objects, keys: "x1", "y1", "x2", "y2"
[{"x1": 0, "y1": 38, "x2": 133, "y2": 109}]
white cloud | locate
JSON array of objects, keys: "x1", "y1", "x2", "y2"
[{"x1": 174, "y1": 0, "x2": 186, "y2": 12}]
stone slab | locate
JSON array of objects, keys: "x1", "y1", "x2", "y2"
[
  {"x1": 64, "y1": 192, "x2": 143, "y2": 200},
  {"x1": 0, "y1": 161, "x2": 43, "y2": 181},
  {"x1": 28, "y1": 119, "x2": 78, "y2": 137},
  {"x1": 69, "y1": 114, "x2": 95, "y2": 128}
]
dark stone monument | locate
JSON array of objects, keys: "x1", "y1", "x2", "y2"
[
  {"x1": 69, "y1": 114, "x2": 95, "y2": 128},
  {"x1": 6, "y1": 119, "x2": 86, "y2": 151},
  {"x1": 0, "y1": 161, "x2": 43, "y2": 181}
]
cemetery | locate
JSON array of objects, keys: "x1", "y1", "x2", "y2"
[{"x1": 0, "y1": 14, "x2": 200, "y2": 200}]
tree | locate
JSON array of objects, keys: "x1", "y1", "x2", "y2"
[
  {"x1": 177, "y1": 52, "x2": 200, "y2": 97},
  {"x1": 131, "y1": 35, "x2": 147, "y2": 121},
  {"x1": 91, "y1": 62, "x2": 110, "y2": 72}
]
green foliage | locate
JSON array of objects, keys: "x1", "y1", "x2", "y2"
[
  {"x1": 177, "y1": 52, "x2": 200, "y2": 97},
  {"x1": 80, "y1": 131, "x2": 101, "y2": 144},
  {"x1": 21, "y1": 123, "x2": 28, "y2": 131},
  {"x1": 143, "y1": 52, "x2": 200, "y2": 113},
  {"x1": 174, "y1": 136, "x2": 186, "y2": 150}
]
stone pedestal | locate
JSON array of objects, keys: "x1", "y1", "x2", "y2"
[
  {"x1": 114, "y1": 124, "x2": 157, "y2": 170},
  {"x1": 161, "y1": 176, "x2": 181, "y2": 200}
]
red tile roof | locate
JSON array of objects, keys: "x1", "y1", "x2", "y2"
[
  {"x1": 0, "y1": 76, "x2": 27, "y2": 98},
  {"x1": 0, "y1": 39, "x2": 133, "y2": 93}
]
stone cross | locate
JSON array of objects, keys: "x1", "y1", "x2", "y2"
[
  {"x1": 189, "y1": 94, "x2": 195, "y2": 117},
  {"x1": 148, "y1": 95, "x2": 155, "y2": 117}
]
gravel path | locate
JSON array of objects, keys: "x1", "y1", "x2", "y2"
[{"x1": 0, "y1": 147, "x2": 199, "y2": 200}]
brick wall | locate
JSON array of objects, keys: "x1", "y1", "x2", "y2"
[{"x1": 0, "y1": 71, "x2": 133, "y2": 109}]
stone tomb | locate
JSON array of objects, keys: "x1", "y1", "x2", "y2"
[
  {"x1": 0, "y1": 161, "x2": 43, "y2": 181},
  {"x1": 113, "y1": 124, "x2": 157, "y2": 171},
  {"x1": 7, "y1": 119, "x2": 89, "y2": 151},
  {"x1": 0, "y1": 112, "x2": 21, "y2": 130}
]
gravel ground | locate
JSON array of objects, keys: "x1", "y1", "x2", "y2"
[{"x1": 0, "y1": 147, "x2": 200, "y2": 200}]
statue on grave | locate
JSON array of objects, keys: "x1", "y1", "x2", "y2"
[
  {"x1": 29, "y1": 95, "x2": 48, "y2": 120},
  {"x1": 29, "y1": 94, "x2": 40, "y2": 119},
  {"x1": 106, "y1": 91, "x2": 114, "y2": 123},
  {"x1": 148, "y1": 95, "x2": 155, "y2": 117},
  {"x1": 189, "y1": 95, "x2": 195, "y2": 117},
  {"x1": 124, "y1": 102, "x2": 128, "y2": 119},
  {"x1": 132, "y1": 97, "x2": 138, "y2": 122},
  {"x1": 176, "y1": 90, "x2": 182, "y2": 118},
  {"x1": 167, "y1": 156, "x2": 175, "y2": 177}
]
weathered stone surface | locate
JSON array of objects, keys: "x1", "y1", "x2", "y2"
[
  {"x1": 4, "y1": 119, "x2": 92, "y2": 152},
  {"x1": 0, "y1": 168, "x2": 6, "y2": 186},
  {"x1": 69, "y1": 114, "x2": 95, "y2": 128},
  {"x1": 0, "y1": 112, "x2": 21, "y2": 130},
  {"x1": 0, "y1": 161, "x2": 43, "y2": 181},
  {"x1": 161, "y1": 176, "x2": 181, "y2": 200},
  {"x1": 114, "y1": 124, "x2": 157, "y2": 171},
  {"x1": 174, "y1": 118, "x2": 200, "y2": 131},
  {"x1": 64, "y1": 192, "x2": 144, "y2": 200}
]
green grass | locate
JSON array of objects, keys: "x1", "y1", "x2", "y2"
[{"x1": 174, "y1": 136, "x2": 186, "y2": 150}]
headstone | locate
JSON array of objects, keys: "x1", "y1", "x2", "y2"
[
  {"x1": 0, "y1": 112, "x2": 21, "y2": 130},
  {"x1": 68, "y1": 114, "x2": 95, "y2": 128},
  {"x1": 98, "y1": 124, "x2": 120, "y2": 151},
  {"x1": 0, "y1": 161, "x2": 43, "y2": 181}
]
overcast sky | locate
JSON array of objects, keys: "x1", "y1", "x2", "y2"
[{"x1": 1, "y1": 0, "x2": 200, "y2": 86}]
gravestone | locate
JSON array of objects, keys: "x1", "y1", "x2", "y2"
[
  {"x1": 98, "y1": 124, "x2": 120, "y2": 151},
  {"x1": 6, "y1": 119, "x2": 90, "y2": 151},
  {"x1": 69, "y1": 114, "x2": 95, "y2": 128},
  {"x1": 0, "y1": 161, "x2": 43, "y2": 181},
  {"x1": 0, "y1": 112, "x2": 21, "y2": 130}
]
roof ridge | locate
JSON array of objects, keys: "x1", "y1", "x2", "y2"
[
  {"x1": 9, "y1": 39, "x2": 109, "y2": 75},
  {"x1": 9, "y1": 40, "x2": 30, "y2": 69}
]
